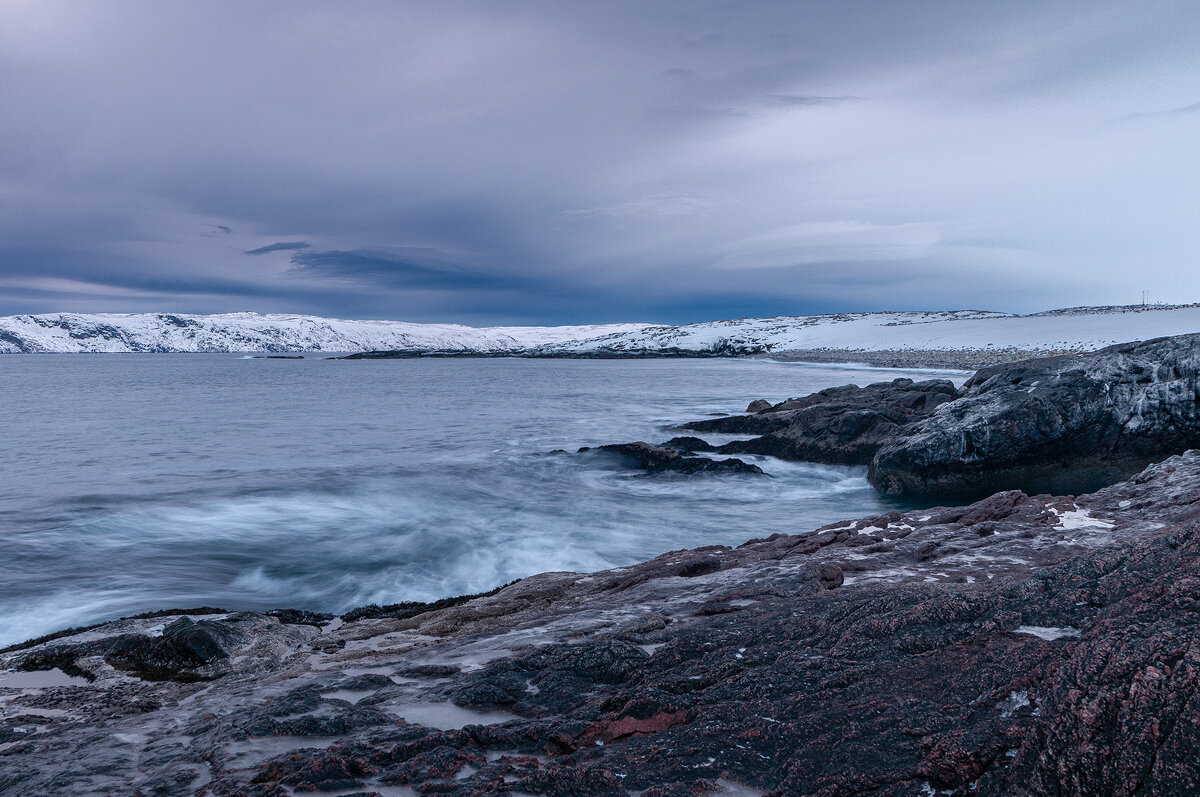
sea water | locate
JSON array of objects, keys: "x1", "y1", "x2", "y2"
[{"x1": 0, "y1": 355, "x2": 963, "y2": 646}]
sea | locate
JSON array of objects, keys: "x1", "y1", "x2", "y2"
[{"x1": 0, "y1": 354, "x2": 964, "y2": 647}]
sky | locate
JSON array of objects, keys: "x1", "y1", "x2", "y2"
[{"x1": 1, "y1": 1, "x2": 1198, "y2": 325}]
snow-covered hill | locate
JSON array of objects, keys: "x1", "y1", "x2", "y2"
[
  {"x1": 0, "y1": 312, "x2": 645, "y2": 354},
  {"x1": 1, "y1": 305, "x2": 1198, "y2": 358}
]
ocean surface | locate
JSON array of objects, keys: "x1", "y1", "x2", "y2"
[{"x1": 0, "y1": 355, "x2": 963, "y2": 646}]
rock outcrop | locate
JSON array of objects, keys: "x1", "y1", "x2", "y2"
[
  {"x1": 679, "y1": 378, "x2": 960, "y2": 452},
  {"x1": 713, "y1": 377, "x2": 960, "y2": 465},
  {"x1": 6, "y1": 452, "x2": 1200, "y2": 795},
  {"x1": 665, "y1": 335, "x2": 1200, "y2": 501},
  {"x1": 579, "y1": 442, "x2": 765, "y2": 475},
  {"x1": 869, "y1": 334, "x2": 1200, "y2": 499}
]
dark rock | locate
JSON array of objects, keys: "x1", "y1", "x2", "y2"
[
  {"x1": 668, "y1": 456, "x2": 764, "y2": 475},
  {"x1": 267, "y1": 608, "x2": 335, "y2": 626},
  {"x1": 396, "y1": 664, "x2": 461, "y2": 678},
  {"x1": 449, "y1": 670, "x2": 528, "y2": 708},
  {"x1": 581, "y1": 441, "x2": 764, "y2": 475},
  {"x1": 661, "y1": 436, "x2": 717, "y2": 453},
  {"x1": 341, "y1": 579, "x2": 519, "y2": 622},
  {"x1": 746, "y1": 399, "x2": 773, "y2": 413},
  {"x1": 870, "y1": 334, "x2": 1200, "y2": 499},
  {"x1": 103, "y1": 617, "x2": 235, "y2": 681},
  {"x1": 15, "y1": 646, "x2": 94, "y2": 681},
  {"x1": 678, "y1": 412, "x2": 792, "y2": 435},
  {"x1": 251, "y1": 747, "x2": 378, "y2": 791},
  {"x1": 684, "y1": 378, "x2": 959, "y2": 465},
  {"x1": 817, "y1": 563, "x2": 844, "y2": 589}
]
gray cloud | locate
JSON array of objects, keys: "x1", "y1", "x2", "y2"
[
  {"x1": 288, "y1": 248, "x2": 530, "y2": 291},
  {"x1": 1123, "y1": 100, "x2": 1200, "y2": 120},
  {"x1": 245, "y1": 241, "x2": 311, "y2": 255},
  {"x1": 766, "y1": 95, "x2": 856, "y2": 106},
  {"x1": 1, "y1": 0, "x2": 1199, "y2": 323}
]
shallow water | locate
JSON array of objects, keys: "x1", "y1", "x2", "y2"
[{"x1": 0, "y1": 355, "x2": 963, "y2": 646}]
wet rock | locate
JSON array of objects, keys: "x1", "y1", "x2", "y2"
[
  {"x1": 817, "y1": 563, "x2": 844, "y2": 590},
  {"x1": 381, "y1": 745, "x2": 485, "y2": 785},
  {"x1": 251, "y1": 747, "x2": 378, "y2": 792},
  {"x1": 11, "y1": 455, "x2": 1200, "y2": 795},
  {"x1": 15, "y1": 646, "x2": 94, "y2": 680},
  {"x1": 685, "y1": 378, "x2": 960, "y2": 465},
  {"x1": 746, "y1": 399, "x2": 773, "y2": 413},
  {"x1": 661, "y1": 436, "x2": 717, "y2": 453},
  {"x1": 870, "y1": 334, "x2": 1200, "y2": 499},
  {"x1": 340, "y1": 579, "x2": 519, "y2": 622},
  {"x1": 397, "y1": 664, "x2": 461, "y2": 678},
  {"x1": 580, "y1": 442, "x2": 764, "y2": 475},
  {"x1": 450, "y1": 639, "x2": 651, "y2": 716},
  {"x1": 103, "y1": 617, "x2": 235, "y2": 681},
  {"x1": 266, "y1": 608, "x2": 335, "y2": 626},
  {"x1": 449, "y1": 670, "x2": 528, "y2": 708}
]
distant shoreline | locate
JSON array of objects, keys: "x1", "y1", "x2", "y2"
[
  {"x1": 0, "y1": 345, "x2": 1072, "y2": 371},
  {"x1": 337, "y1": 345, "x2": 1072, "y2": 370}
]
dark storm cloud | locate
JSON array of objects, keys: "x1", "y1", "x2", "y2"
[
  {"x1": 245, "y1": 241, "x2": 311, "y2": 255},
  {"x1": 289, "y1": 249, "x2": 532, "y2": 291},
  {"x1": 2, "y1": 0, "x2": 1199, "y2": 323}
]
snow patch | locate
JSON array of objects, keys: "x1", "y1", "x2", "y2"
[
  {"x1": 999, "y1": 690, "x2": 1031, "y2": 717},
  {"x1": 1050, "y1": 506, "x2": 1115, "y2": 531},
  {"x1": 1014, "y1": 626, "x2": 1081, "y2": 641}
]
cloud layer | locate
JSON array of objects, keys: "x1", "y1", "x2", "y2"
[{"x1": 1, "y1": 0, "x2": 1198, "y2": 323}]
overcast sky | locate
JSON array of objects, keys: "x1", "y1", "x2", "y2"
[{"x1": 1, "y1": 1, "x2": 1198, "y2": 324}]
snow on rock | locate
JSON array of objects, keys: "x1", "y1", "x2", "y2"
[
  {"x1": 1013, "y1": 626, "x2": 1082, "y2": 641},
  {"x1": 1, "y1": 304, "x2": 1198, "y2": 355},
  {"x1": 1051, "y1": 506, "x2": 1117, "y2": 531}
]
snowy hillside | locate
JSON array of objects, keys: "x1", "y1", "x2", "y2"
[
  {"x1": 535, "y1": 305, "x2": 1200, "y2": 357},
  {"x1": 0, "y1": 312, "x2": 645, "y2": 354},
  {"x1": 1, "y1": 305, "x2": 1198, "y2": 357}
]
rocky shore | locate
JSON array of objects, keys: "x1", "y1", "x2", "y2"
[
  {"x1": 4, "y1": 451, "x2": 1200, "y2": 795},
  {"x1": 5, "y1": 334, "x2": 1200, "y2": 795},
  {"x1": 676, "y1": 334, "x2": 1200, "y2": 502}
]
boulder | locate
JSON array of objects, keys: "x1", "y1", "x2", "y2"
[
  {"x1": 661, "y1": 436, "x2": 717, "y2": 453},
  {"x1": 869, "y1": 334, "x2": 1200, "y2": 499}
]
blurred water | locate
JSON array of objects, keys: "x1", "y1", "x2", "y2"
[{"x1": 0, "y1": 354, "x2": 963, "y2": 646}]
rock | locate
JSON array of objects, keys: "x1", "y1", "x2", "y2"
[
  {"x1": 869, "y1": 334, "x2": 1200, "y2": 499},
  {"x1": 101, "y1": 617, "x2": 236, "y2": 681},
  {"x1": 746, "y1": 399, "x2": 773, "y2": 413},
  {"x1": 817, "y1": 563, "x2": 844, "y2": 590},
  {"x1": 711, "y1": 378, "x2": 960, "y2": 465},
  {"x1": 661, "y1": 436, "x2": 717, "y2": 453},
  {"x1": 580, "y1": 442, "x2": 765, "y2": 475}
]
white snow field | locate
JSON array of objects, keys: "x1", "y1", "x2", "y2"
[{"x1": 1, "y1": 304, "x2": 1198, "y2": 356}]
